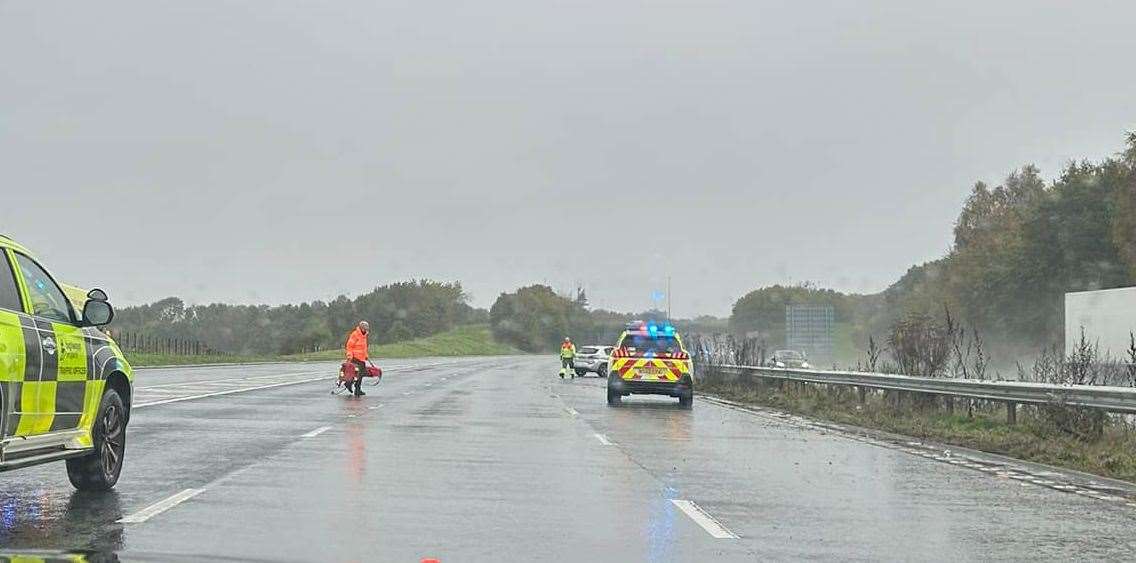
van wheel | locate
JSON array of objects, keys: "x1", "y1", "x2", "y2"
[
  {"x1": 67, "y1": 388, "x2": 127, "y2": 491},
  {"x1": 597, "y1": 364, "x2": 608, "y2": 378}
]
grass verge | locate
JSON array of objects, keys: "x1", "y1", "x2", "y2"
[
  {"x1": 701, "y1": 378, "x2": 1136, "y2": 483},
  {"x1": 288, "y1": 324, "x2": 521, "y2": 361},
  {"x1": 124, "y1": 352, "x2": 279, "y2": 367},
  {"x1": 126, "y1": 324, "x2": 522, "y2": 367}
]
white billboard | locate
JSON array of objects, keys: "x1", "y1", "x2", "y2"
[{"x1": 1065, "y1": 287, "x2": 1136, "y2": 360}]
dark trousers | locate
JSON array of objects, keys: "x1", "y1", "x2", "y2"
[{"x1": 350, "y1": 359, "x2": 367, "y2": 392}]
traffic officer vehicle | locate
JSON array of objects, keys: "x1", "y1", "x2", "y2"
[
  {"x1": 0, "y1": 235, "x2": 132, "y2": 490},
  {"x1": 607, "y1": 321, "x2": 694, "y2": 408},
  {"x1": 572, "y1": 345, "x2": 613, "y2": 377}
]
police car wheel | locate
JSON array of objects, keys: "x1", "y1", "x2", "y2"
[
  {"x1": 678, "y1": 392, "x2": 693, "y2": 409},
  {"x1": 606, "y1": 387, "x2": 621, "y2": 406},
  {"x1": 597, "y1": 364, "x2": 607, "y2": 378},
  {"x1": 67, "y1": 389, "x2": 127, "y2": 491}
]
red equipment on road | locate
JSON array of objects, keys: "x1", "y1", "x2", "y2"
[{"x1": 334, "y1": 360, "x2": 382, "y2": 394}]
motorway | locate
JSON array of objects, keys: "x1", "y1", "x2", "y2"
[{"x1": 1, "y1": 356, "x2": 1135, "y2": 561}]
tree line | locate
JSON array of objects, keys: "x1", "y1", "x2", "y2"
[
  {"x1": 727, "y1": 133, "x2": 1136, "y2": 370},
  {"x1": 109, "y1": 280, "x2": 485, "y2": 356},
  {"x1": 487, "y1": 284, "x2": 727, "y2": 353}
]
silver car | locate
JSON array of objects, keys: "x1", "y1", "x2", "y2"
[
  {"x1": 766, "y1": 349, "x2": 811, "y2": 369},
  {"x1": 573, "y1": 345, "x2": 613, "y2": 377}
]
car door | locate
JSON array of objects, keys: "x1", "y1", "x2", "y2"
[
  {"x1": 0, "y1": 250, "x2": 29, "y2": 444},
  {"x1": 11, "y1": 252, "x2": 89, "y2": 435}
]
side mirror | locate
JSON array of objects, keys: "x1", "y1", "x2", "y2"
[
  {"x1": 82, "y1": 299, "x2": 114, "y2": 327},
  {"x1": 87, "y1": 288, "x2": 109, "y2": 301}
]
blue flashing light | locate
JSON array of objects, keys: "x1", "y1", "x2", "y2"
[
  {"x1": 664, "y1": 325, "x2": 675, "y2": 335},
  {"x1": 648, "y1": 324, "x2": 659, "y2": 335}
]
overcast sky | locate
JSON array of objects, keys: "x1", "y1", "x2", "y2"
[{"x1": 2, "y1": 1, "x2": 1134, "y2": 316}]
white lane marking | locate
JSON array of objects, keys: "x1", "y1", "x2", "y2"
[
  {"x1": 670, "y1": 499, "x2": 739, "y2": 539},
  {"x1": 403, "y1": 392, "x2": 412, "y2": 396},
  {"x1": 565, "y1": 407, "x2": 579, "y2": 417},
  {"x1": 118, "y1": 489, "x2": 205, "y2": 524},
  {"x1": 593, "y1": 433, "x2": 615, "y2": 446},
  {"x1": 137, "y1": 370, "x2": 325, "y2": 390},
  {"x1": 301, "y1": 426, "x2": 332, "y2": 438},
  {"x1": 369, "y1": 404, "x2": 383, "y2": 410},
  {"x1": 135, "y1": 376, "x2": 331, "y2": 408}
]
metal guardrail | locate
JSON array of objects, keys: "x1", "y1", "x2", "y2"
[{"x1": 715, "y1": 365, "x2": 1136, "y2": 415}]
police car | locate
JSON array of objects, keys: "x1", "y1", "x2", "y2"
[
  {"x1": 607, "y1": 321, "x2": 694, "y2": 408},
  {"x1": 0, "y1": 235, "x2": 132, "y2": 490}
]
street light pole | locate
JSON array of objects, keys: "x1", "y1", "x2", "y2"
[{"x1": 667, "y1": 276, "x2": 672, "y2": 321}]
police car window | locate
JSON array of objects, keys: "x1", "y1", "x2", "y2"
[
  {"x1": 620, "y1": 335, "x2": 680, "y2": 354},
  {"x1": 0, "y1": 253, "x2": 22, "y2": 312},
  {"x1": 14, "y1": 253, "x2": 73, "y2": 323}
]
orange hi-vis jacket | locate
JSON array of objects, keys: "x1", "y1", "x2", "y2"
[{"x1": 345, "y1": 327, "x2": 369, "y2": 361}]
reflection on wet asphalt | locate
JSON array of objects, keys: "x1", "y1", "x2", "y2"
[{"x1": 1, "y1": 356, "x2": 1134, "y2": 561}]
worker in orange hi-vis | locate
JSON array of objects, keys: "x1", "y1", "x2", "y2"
[{"x1": 344, "y1": 321, "x2": 370, "y2": 396}]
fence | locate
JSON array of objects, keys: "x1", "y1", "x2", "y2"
[
  {"x1": 107, "y1": 330, "x2": 232, "y2": 357},
  {"x1": 710, "y1": 364, "x2": 1136, "y2": 423}
]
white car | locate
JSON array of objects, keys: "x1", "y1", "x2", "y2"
[{"x1": 573, "y1": 345, "x2": 613, "y2": 377}]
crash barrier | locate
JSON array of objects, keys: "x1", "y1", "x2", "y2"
[{"x1": 712, "y1": 364, "x2": 1136, "y2": 423}]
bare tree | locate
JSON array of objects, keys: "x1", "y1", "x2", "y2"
[
  {"x1": 1126, "y1": 332, "x2": 1136, "y2": 386},
  {"x1": 888, "y1": 312, "x2": 951, "y2": 377}
]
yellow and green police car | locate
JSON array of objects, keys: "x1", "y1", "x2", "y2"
[
  {"x1": 607, "y1": 321, "x2": 695, "y2": 408},
  {"x1": 0, "y1": 235, "x2": 132, "y2": 490}
]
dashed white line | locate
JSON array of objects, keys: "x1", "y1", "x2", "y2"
[
  {"x1": 301, "y1": 426, "x2": 332, "y2": 438},
  {"x1": 118, "y1": 489, "x2": 204, "y2": 524},
  {"x1": 670, "y1": 499, "x2": 739, "y2": 539},
  {"x1": 593, "y1": 433, "x2": 615, "y2": 446},
  {"x1": 564, "y1": 407, "x2": 579, "y2": 417},
  {"x1": 369, "y1": 404, "x2": 383, "y2": 410}
]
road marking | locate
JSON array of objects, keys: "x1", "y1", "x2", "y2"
[
  {"x1": 137, "y1": 370, "x2": 326, "y2": 390},
  {"x1": 119, "y1": 489, "x2": 204, "y2": 524},
  {"x1": 135, "y1": 376, "x2": 331, "y2": 408},
  {"x1": 403, "y1": 392, "x2": 412, "y2": 396},
  {"x1": 564, "y1": 407, "x2": 579, "y2": 417},
  {"x1": 593, "y1": 433, "x2": 615, "y2": 446},
  {"x1": 300, "y1": 425, "x2": 332, "y2": 438},
  {"x1": 369, "y1": 404, "x2": 383, "y2": 410},
  {"x1": 670, "y1": 499, "x2": 739, "y2": 539}
]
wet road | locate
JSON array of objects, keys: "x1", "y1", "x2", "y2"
[{"x1": 1, "y1": 356, "x2": 1134, "y2": 561}]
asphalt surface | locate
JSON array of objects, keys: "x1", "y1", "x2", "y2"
[{"x1": 1, "y1": 356, "x2": 1135, "y2": 561}]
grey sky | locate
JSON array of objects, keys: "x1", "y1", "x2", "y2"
[{"x1": 2, "y1": 1, "x2": 1134, "y2": 316}]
